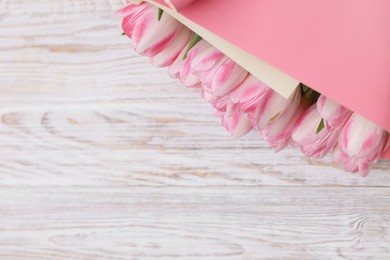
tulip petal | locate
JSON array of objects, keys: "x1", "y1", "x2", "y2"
[
  {"x1": 149, "y1": 26, "x2": 192, "y2": 67},
  {"x1": 229, "y1": 75, "x2": 271, "y2": 113},
  {"x1": 203, "y1": 59, "x2": 248, "y2": 97},
  {"x1": 257, "y1": 88, "x2": 301, "y2": 130},
  {"x1": 335, "y1": 113, "x2": 389, "y2": 175},
  {"x1": 132, "y1": 6, "x2": 182, "y2": 56},
  {"x1": 190, "y1": 46, "x2": 227, "y2": 84},
  {"x1": 291, "y1": 105, "x2": 339, "y2": 158},
  {"x1": 317, "y1": 95, "x2": 351, "y2": 130},
  {"x1": 259, "y1": 89, "x2": 302, "y2": 151},
  {"x1": 119, "y1": 3, "x2": 150, "y2": 38},
  {"x1": 219, "y1": 103, "x2": 252, "y2": 138},
  {"x1": 179, "y1": 40, "x2": 211, "y2": 87}
]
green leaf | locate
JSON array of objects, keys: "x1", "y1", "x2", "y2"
[
  {"x1": 301, "y1": 84, "x2": 309, "y2": 93},
  {"x1": 183, "y1": 34, "x2": 202, "y2": 60},
  {"x1": 158, "y1": 8, "x2": 164, "y2": 21},
  {"x1": 121, "y1": 32, "x2": 126, "y2": 36},
  {"x1": 316, "y1": 118, "x2": 325, "y2": 134},
  {"x1": 269, "y1": 111, "x2": 281, "y2": 122},
  {"x1": 302, "y1": 87, "x2": 321, "y2": 106}
]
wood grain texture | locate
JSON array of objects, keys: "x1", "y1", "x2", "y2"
[
  {"x1": 0, "y1": 0, "x2": 390, "y2": 259},
  {"x1": 1, "y1": 187, "x2": 390, "y2": 260}
]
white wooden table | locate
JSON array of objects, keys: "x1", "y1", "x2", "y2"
[{"x1": 1, "y1": 1, "x2": 390, "y2": 259}]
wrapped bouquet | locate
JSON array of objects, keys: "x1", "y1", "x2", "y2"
[{"x1": 118, "y1": 0, "x2": 390, "y2": 176}]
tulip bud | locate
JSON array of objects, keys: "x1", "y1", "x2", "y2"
[
  {"x1": 291, "y1": 105, "x2": 339, "y2": 158},
  {"x1": 203, "y1": 59, "x2": 248, "y2": 97},
  {"x1": 334, "y1": 113, "x2": 389, "y2": 176},
  {"x1": 149, "y1": 26, "x2": 192, "y2": 67},
  {"x1": 190, "y1": 45, "x2": 227, "y2": 84},
  {"x1": 258, "y1": 89, "x2": 302, "y2": 151},
  {"x1": 317, "y1": 95, "x2": 352, "y2": 130},
  {"x1": 130, "y1": 4, "x2": 182, "y2": 56},
  {"x1": 168, "y1": 39, "x2": 211, "y2": 87},
  {"x1": 118, "y1": 3, "x2": 150, "y2": 38},
  {"x1": 229, "y1": 75, "x2": 272, "y2": 114},
  {"x1": 167, "y1": 41, "x2": 187, "y2": 79},
  {"x1": 218, "y1": 103, "x2": 252, "y2": 138},
  {"x1": 178, "y1": 39, "x2": 211, "y2": 87},
  {"x1": 208, "y1": 94, "x2": 230, "y2": 112},
  {"x1": 256, "y1": 88, "x2": 301, "y2": 130}
]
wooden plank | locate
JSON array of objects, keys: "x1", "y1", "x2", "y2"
[
  {"x1": 1, "y1": 186, "x2": 390, "y2": 259},
  {"x1": 0, "y1": 104, "x2": 390, "y2": 187}
]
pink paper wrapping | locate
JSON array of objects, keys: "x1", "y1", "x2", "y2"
[
  {"x1": 140, "y1": 0, "x2": 390, "y2": 159},
  {"x1": 166, "y1": 0, "x2": 195, "y2": 11}
]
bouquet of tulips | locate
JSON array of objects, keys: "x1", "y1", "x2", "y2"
[{"x1": 118, "y1": 1, "x2": 390, "y2": 176}]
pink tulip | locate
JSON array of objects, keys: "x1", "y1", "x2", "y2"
[
  {"x1": 221, "y1": 74, "x2": 272, "y2": 129},
  {"x1": 256, "y1": 89, "x2": 300, "y2": 130},
  {"x1": 167, "y1": 42, "x2": 187, "y2": 79},
  {"x1": 190, "y1": 45, "x2": 228, "y2": 85},
  {"x1": 178, "y1": 40, "x2": 211, "y2": 87},
  {"x1": 291, "y1": 105, "x2": 339, "y2": 158},
  {"x1": 217, "y1": 103, "x2": 252, "y2": 138},
  {"x1": 257, "y1": 89, "x2": 302, "y2": 151},
  {"x1": 211, "y1": 75, "x2": 272, "y2": 138},
  {"x1": 229, "y1": 75, "x2": 272, "y2": 113},
  {"x1": 207, "y1": 74, "x2": 271, "y2": 118},
  {"x1": 317, "y1": 95, "x2": 352, "y2": 130},
  {"x1": 121, "y1": 3, "x2": 183, "y2": 57},
  {"x1": 118, "y1": 3, "x2": 150, "y2": 38},
  {"x1": 200, "y1": 89, "x2": 214, "y2": 102},
  {"x1": 203, "y1": 74, "x2": 271, "y2": 138},
  {"x1": 207, "y1": 94, "x2": 230, "y2": 112},
  {"x1": 334, "y1": 113, "x2": 389, "y2": 176},
  {"x1": 202, "y1": 58, "x2": 248, "y2": 97},
  {"x1": 149, "y1": 26, "x2": 192, "y2": 67},
  {"x1": 168, "y1": 39, "x2": 212, "y2": 87}
]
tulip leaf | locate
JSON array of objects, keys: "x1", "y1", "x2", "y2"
[
  {"x1": 316, "y1": 118, "x2": 325, "y2": 134},
  {"x1": 158, "y1": 8, "x2": 164, "y2": 21},
  {"x1": 302, "y1": 87, "x2": 321, "y2": 106},
  {"x1": 121, "y1": 32, "x2": 126, "y2": 36},
  {"x1": 301, "y1": 84, "x2": 309, "y2": 93},
  {"x1": 269, "y1": 112, "x2": 281, "y2": 122},
  {"x1": 183, "y1": 34, "x2": 202, "y2": 60}
]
